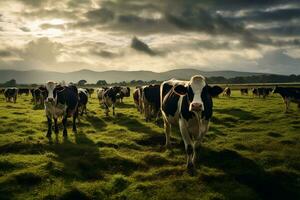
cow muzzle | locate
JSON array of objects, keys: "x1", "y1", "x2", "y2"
[
  {"x1": 46, "y1": 97, "x2": 54, "y2": 103},
  {"x1": 190, "y1": 102, "x2": 203, "y2": 112}
]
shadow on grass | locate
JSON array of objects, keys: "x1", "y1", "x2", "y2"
[
  {"x1": 198, "y1": 147, "x2": 300, "y2": 200},
  {"x1": 215, "y1": 108, "x2": 260, "y2": 121},
  {"x1": 85, "y1": 114, "x2": 107, "y2": 131}
]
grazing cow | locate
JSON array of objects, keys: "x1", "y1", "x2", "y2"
[
  {"x1": 4, "y1": 88, "x2": 18, "y2": 103},
  {"x1": 240, "y1": 88, "x2": 248, "y2": 95},
  {"x1": 44, "y1": 81, "x2": 79, "y2": 138},
  {"x1": 223, "y1": 87, "x2": 231, "y2": 97},
  {"x1": 78, "y1": 88, "x2": 89, "y2": 116},
  {"x1": 32, "y1": 86, "x2": 48, "y2": 105},
  {"x1": 102, "y1": 86, "x2": 122, "y2": 116},
  {"x1": 142, "y1": 84, "x2": 161, "y2": 121},
  {"x1": 253, "y1": 88, "x2": 272, "y2": 98},
  {"x1": 0, "y1": 88, "x2": 4, "y2": 94},
  {"x1": 273, "y1": 86, "x2": 300, "y2": 112},
  {"x1": 161, "y1": 75, "x2": 222, "y2": 172},
  {"x1": 18, "y1": 88, "x2": 30, "y2": 95},
  {"x1": 96, "y1": 87, "x2": 109, "y2": 104}
]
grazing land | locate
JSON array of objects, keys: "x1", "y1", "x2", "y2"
[{"x1": 0, "y1": 90, "x2": 299, "y2": 200}]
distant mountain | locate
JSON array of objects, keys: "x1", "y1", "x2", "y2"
[{"x1": 0, "y1": 69, "x2": 269, "y2": 84}]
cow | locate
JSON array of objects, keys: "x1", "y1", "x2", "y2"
[
  {"x1": 102, "y1": 86, "x2": 122, "y2": 116},
  {"x1": 32, "y1": 86, "x2": 48, "y2": 105},
  {"x1": 84, "y1": 88, "x2": 94, "y2": 98},
  {"x1": 18, "y1": 88, "x2": 30, "y2": 96},
  {"x1": 4, "y1": 88, "x2": 18, "y2": 103},
  {"x1": 240, "y1": 88, "x2": 248, "y2": 95},
  {"x1": 119, "y1": 87, "x2": 130, "y2": 103},
  {"x1": 78, "y1": 88, "x2": 89, "y2": 116},
  {"x1": 210, "y1": 86, "x2": 223, "y2": 98},
  {"x1": 273, "y1": 86, "x2": 300, "y2": 112},
  {"x1": 96, "y1": 87, "x2": 109, "y2": 104},
  {"x1": 142, "y1": 84, "x2": 161, "y2": 121},
  {"x1": 253, "y1": 88, "x2": 272, "y2": 98},
  {"x1": 223, "y1": 87, "x2": 231, "y2": 97},
  {"x1": 0, "y1": 88, "x2": 4, "y2": 94},
  {"x1": 133, "y1": 86, "x2": 144, "y2": 113},
  {"x1": 161, "y1": 75, "x2": 222, "y2": 173},
  {"x1": 44, "y1": 81, "x2": 79, "y2": 138}
]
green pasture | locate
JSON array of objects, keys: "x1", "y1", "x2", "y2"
[{"x1": 0, "y1": 90, "x2": 299, "y2": 200}]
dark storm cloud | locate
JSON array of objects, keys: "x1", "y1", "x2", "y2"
[
  {"x1": 131, "y1": 37, "x2": 156, "y2": 56},
  {"x1": 229, "y1": 8, "x2": 300, "y2": 23},
  {"x1": 250, "y1": 25, "x2": 300, "y2": 37}
]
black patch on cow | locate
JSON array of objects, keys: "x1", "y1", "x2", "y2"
[
  {"x1": 143, "y1": 84, "x2": 161, "y2": 112},
  {"x1": 162, "y1": 84, "x2": 180, "y2": 117}
]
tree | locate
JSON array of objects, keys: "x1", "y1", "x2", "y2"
[
  {"x1": 4, "y1": 79, "x2": 17, "y2": 87},
  {"x1": 78, "y1": 80, "x2": 87, "y2": 86},
  {"x1": 96, "y1": 80, "x2": 107, "y2": 86}
]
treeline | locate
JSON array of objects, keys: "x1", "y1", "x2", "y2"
[
  {"x1": 1, "y1": 74, "x2": 300, "y2": 87},
  {"x1": 206, "y1": 74, "x2": 300, "y2": 84}
]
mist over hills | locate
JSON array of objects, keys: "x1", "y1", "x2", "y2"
[{"x1": 0, "y1": 68, "x2": 269, "y2": 84}]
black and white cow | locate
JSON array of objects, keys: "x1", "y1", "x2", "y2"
[
  {"x1": 44, "y1": 81, "x2": 79, "y2": 138},
  {"x1": 240, "y1": 88, "x2": 248, "y2": 95},
  {"x1": 142, "y1": 84, "x2": 161, "y2": 121},
  {"x1": 133, "y1": 86, "x2": 144, "y2": 113},
  {"x1": 102, "y1": 86, "x2": 122, "y2": 116},
  {"x1": 210, "y1": 86, "x2": 223, "y2": 98},
  {"x1": 83, "y1": 88, "x2": 94, "y2": 98},
  {"x1": 32, "y1": 86, "x2": 48, "y2": 105},
  {"x1": 223, "y1": 87, "x2": 231, "y2": 97},
  {"x1": 161, "y1": 75, "x2": 222, "y2": 172},
  {"x1": 96, "y1": 87, "x2": 109, "y2": 104},
  {"x1": 78, "y1": 88, "x2": 89, "y2": 116},
  {"x1": 119, "y1": 87, "x2": 130, "y2": 103},
  {"x1": 273, "y1": 86, "x2": 300, "y2": 112},
  {"x1": 18, "y1": 88, "x2": 30, "y2": 96},
  {"x1": 4, "y1": 88, "x2": 18, "y2": 103}
]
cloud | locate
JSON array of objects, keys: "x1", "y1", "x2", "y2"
[
  {"x1": 257, "y1": 49, "x2": 300, "y2": 74},
  {"x1": 131, "y1": 37, "x2": 156, "y2": 56},
  {"x1": 19, "y1": 26, "x2": 30, "y2": 32}
]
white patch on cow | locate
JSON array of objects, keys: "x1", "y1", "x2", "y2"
[
  {"x1": 45, "y1": 81, "x2": 57, "y2": 100},
  {"x1": 189, "y1": 75, "x2": 206, "y2": 112}
]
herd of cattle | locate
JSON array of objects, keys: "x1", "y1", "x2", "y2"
[{"x1": 1, "y1": 76, "x2": 300, "y2": 172}]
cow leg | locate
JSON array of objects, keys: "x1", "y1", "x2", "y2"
[
  {"x1": 46, "y1": 116, "x2": 52, "y2": 138},
  {"x1": 62, "y1": 115, "x2": 68, "y2": 137},
  {"x1": 54, "y1": 118, "x2": 59, "y2": 134},
  {"x1": 112, "y1": 103, "x2": 115, "y2": 116},
  {"x1": 72, "y1": 109, "x2": 78, "y2": 133},
  {"x1": 179, "y1": 119, "x2": 194, "y2": 174},
  {"x1": 164, "y1": 120, "x2": 171, "y2": 149}
]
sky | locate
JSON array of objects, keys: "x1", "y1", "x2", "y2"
[{"x1": 0, "y1": 0, "x2": 300, "y2": 75}]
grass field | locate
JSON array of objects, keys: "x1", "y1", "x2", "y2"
[{"x1": 0, "y1": 90, "x2": 299, "y2": 200}]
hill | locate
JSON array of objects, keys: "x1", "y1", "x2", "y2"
[{"x1": 0, "y1": 69, "x2": 267, "y2": 84}]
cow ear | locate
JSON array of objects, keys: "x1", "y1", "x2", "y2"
[
  {"x1": 208, "y1": 85, "x2": 223, "y2": 96},
  {"x1": 173, "y1": 85, "x2": 188, "y2": 96}
]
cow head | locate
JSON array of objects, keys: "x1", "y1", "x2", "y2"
[
  {"x1": 173, "y1": 75, "x2": 223, "y2": 113},
  {"x1": 45, "y1": 81, "x2": 57, "y2": 103}
]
